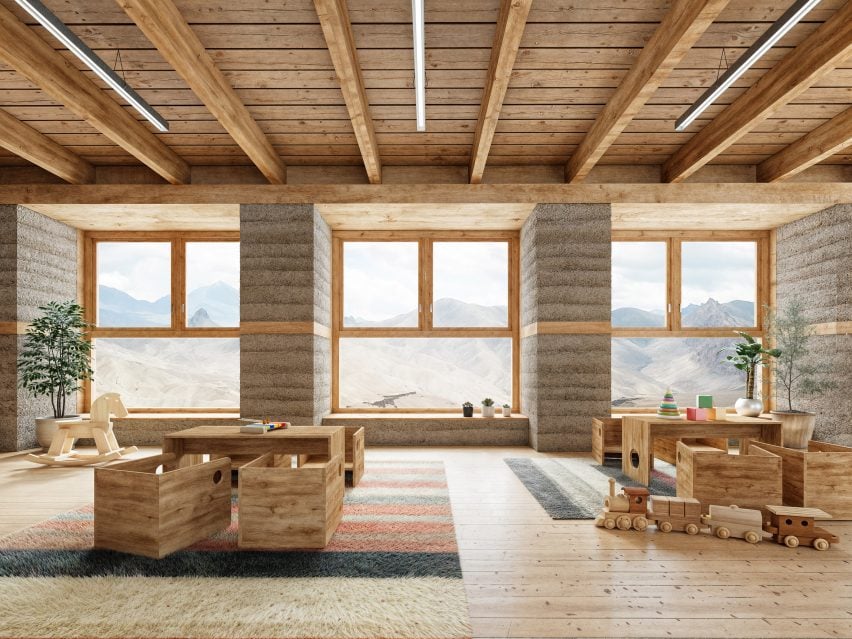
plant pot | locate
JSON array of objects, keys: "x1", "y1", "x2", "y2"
[
  {"x1": 462, "y1": 406, "x2": 474, "y2": 417},
  {"x1": 734, "y1": 397, "x2": 763, "y2": 417},
  {"x1": 770, "y1": 410, "x2": 816, "y2": 449},
  {"x1": 501, "y1": 407, "x2": 512, "y2": 417},
  {"x1": 481, "y1": 405, "x2": 495, "y2": 418},
  {"x1": 35, "y1": 416, "x2": 81, "y2": 449}
]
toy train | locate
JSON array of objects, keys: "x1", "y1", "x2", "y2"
[{"x1": 595, "y1": 478, "x2": 840, "y2": 550}]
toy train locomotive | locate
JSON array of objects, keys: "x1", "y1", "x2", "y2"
[{"x1": 595, "y1": 478, "x2": 839, "y2": 550}]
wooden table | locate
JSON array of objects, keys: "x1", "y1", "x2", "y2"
[
  {"x1": 162, "y1": 425, "x2": 345, "y2": 468},
  {"x1": 621, "y1": 415, "x2": 782, "y2": 486}
]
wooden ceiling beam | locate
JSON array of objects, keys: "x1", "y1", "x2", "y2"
[
  {"x1": 565, "y1": 0, "x2": 731, "y2": 183},
  {"x1": 758, "y1": 107, "x2": 852, "y2": 182},
  {"x1": 0, "y1": 4, "x2": 189, "y2": 185},
  {"x1": 116, "y1": 0, "x2": 286, "y2": 184},
  {"x1": 0, "y1": 109, "x2": 94, "y2": 184},
  {"x1": 663, "y1": 1, "x2": 852, "y2": 183},
  {"x1": 313, "y1": 0, "x2": 381, "y2": 184},
  {"x1": 469, "y1": 0, "x2": 532, "y2": 184}
]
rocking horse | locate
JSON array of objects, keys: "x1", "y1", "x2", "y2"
[{"x1": 27, "y1": 393, "x2": 138, "y2": 466}]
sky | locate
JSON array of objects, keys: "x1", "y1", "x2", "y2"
[
  {"x1": 343, "y1": 241, "x2": 509, "y2": 321},
  {"x1": 612, "y1": 241, "x2": 756, "y2": 312},
  {"x1": 98, "y1": 241, "x2": 239, "y2": 301}
]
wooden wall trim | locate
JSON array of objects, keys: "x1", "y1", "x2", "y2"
[
  {"x1": 809, "y1": 321, "x2": 852, "y2": 336},
  {"x1": 0, "y1": 322, "x2": 27, "y2": 335},
  {"x1": 521, "y1": 321, "x2": 612, "y2": 338},
  {"x1": 240, "y1": 321, "x2": 331, "y2": 339}
]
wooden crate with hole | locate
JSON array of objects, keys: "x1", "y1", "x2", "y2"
[
  {"x1": 300, "y1": 426, "x2": 365, "y2": 486},
  {"x1": 94, "y1": 453, "x2": 232, "y2": 559},
  {"x1": 238, "y1": 453, "x2": 345, "y2": 549},
  {"x1": 592, "y1": 417, "x2": 622, "y2": 464},
  {"x1": 749, "y1": 441, "x2": 852, "y2": 520},
  {"x1": 676, "y1": 441, "x2": 782, "y2": 510}
]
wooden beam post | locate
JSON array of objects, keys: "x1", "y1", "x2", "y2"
[
  {"x1": 313, "y1": 0, "x2": 381, "y2": 184},
  {"x1": 663, "y1": 2, "x2": 852, "y2": 183},
  {"x1": 0, "y1": 108, "x2": 94, "y2": 184},
  {"x1": 469, "y1": 0, "x2": 532, "y2": 184},
  {"x1": 566, "y1": 0, "x2": 731, "y2": 183},
  {"x1": 116, "y1": 0, "x2": 286, "y2": 184},
  {"x1": 0, "y1": 4, "x2": 189, "y2": 185},
  {"x1": 758, "y1": 107, "x2": 852, "y2": 182}
]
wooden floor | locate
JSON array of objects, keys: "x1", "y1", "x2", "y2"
[{"x1": 1, "y1": 446, "x2": 851, "y2": 638}]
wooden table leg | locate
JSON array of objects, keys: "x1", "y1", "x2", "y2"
[{"x1": 622, "y1": 418, "x2": 651, "y2": 485}]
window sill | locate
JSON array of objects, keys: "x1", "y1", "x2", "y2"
[
  {"x1": 109, "y1": 413, "x2": 240, "y2": 420},
  {"x1": 327, "y1": 412, "x2": 528, "y2": 420}
]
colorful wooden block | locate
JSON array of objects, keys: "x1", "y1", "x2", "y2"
[
  {"x1": 686, "y1": 407, "x2": 709, "y2": 421},
  {"x1": 696, "y1": 395, "x2": 714, "y2": 409}
]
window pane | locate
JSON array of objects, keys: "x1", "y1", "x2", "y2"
[
  {"x1": 97, "y1": 242, "x2": 171, "y2": 327},
  {"x1": 92, "y1": 338, "x2": 239, "y2": 408},
  {"x1": 433, "y1": 242, "x2": 508, "y2": 327},
  {"x1": 612, "y1": 242, "x2": 667, "y2": 327},
  {"x1": 612, "y1": 337, "x2": 761, "y2": 409},
  {"x1": 343, "y1": 242, "x2": 419, "y2": 327},
  {"x1": 681, "y1": 242, "x2": 756, "y2": 327},
  {"x1": 339, "y1": 338, "x2": 511, "y2": 408},
  {"x1": 186, "y1": 242, "x2": 240, "y2": 327}
]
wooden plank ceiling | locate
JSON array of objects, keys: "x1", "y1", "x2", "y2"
[{"x1": 0, "y1": 0, "x2": 851, "y2": 178}]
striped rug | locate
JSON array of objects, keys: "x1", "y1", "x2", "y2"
[{"x1": 0, "y1": 460, "x2": 470, "y2": 639}]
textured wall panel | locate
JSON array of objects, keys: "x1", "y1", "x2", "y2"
[
  {"x1": 776, "y1": 203, "x2": 852, "y2": 444},
  {"x1": 521, "y1": 203, "x2": 612, "y2": 452},
  {"x1": 321, "y1": 415, "x2": 530, "y2": 446}
]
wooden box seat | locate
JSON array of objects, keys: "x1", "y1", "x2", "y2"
[
  {"x1": 301, "y1": 426, "x2": 364, "y2": 486},
  {"x1": 238, "y1": 452, "x2": 345, "y2": 549},
  {"x1": 94, "y1": 453, "x2": 232, "y2": 559},
  {"x1": 676, "y1": 441, "x2": 782, "y2": 510},
  {"x1": 593, "y1": 416, "x2": 728, "y2": 465}
]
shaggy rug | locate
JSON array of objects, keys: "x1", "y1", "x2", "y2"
[
  {"x1": 0, "y1": 460, "x2": 470, "y2": 639},
  {"x1": 505, "y1": 456, "x2": 677, "y2": 520}
]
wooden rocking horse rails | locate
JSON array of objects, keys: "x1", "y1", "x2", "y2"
[{"x1": 26, "y1": 393, "x2": 138, "y2": 466}]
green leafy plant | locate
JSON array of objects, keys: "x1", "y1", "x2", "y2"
[
  {"x1": 502, "y1": 403, "x2": 510, "y2": 409},
  {"x1": 462, "y1": 401, "x2": 473, "y2": 408},
  {"x1": 481, "y1": 398, "x2": 494, "y2": 407},
  {"x1": 765, "y1": 300, "x2": 837, "y2": 412},
  {"x1": 720, "y1": 331, "x2": 780, "y2": 401},
  {"x1": 17, "y1": 301, "x2": 93, "y2": 418}
]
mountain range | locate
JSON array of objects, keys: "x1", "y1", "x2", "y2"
[
  {"x1": 345, "y1": 297, "x2": 508, "y2": 328},
  {"x1": 98, "y1": 280, "x2": 239, "y2": 327},
  {"x1": 612, "y1": 298, "x2": 754, "y2": 328}
]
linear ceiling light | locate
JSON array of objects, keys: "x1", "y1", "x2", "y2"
[
  {"x1": 15, "y1": 0, "x2": 170, "y2": 132},
  {"x1": 411, "y1": 0, "x2": 426, "y2": 131},
  {"x1": 675, "y1": 0, "x2": 823, "y2": 132}
]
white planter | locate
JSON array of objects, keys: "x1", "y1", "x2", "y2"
[
  {"x1": 35, "y1": 416, "x2": 81, "y2": 449},
  {"x1": 771, "y1": 410, "x2": 816, "y2": 449},
  {"x1": 734, "y1": 397, "x2": 763, "y2": 417},
  {"x1": 501, "y1": 406, "x2": 512, "y2": 417},
  {"x1": 481, "y1": 405, "x2": 495, "y2": 418}
]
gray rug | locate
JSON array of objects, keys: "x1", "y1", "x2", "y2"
[{"x1": 505, "y1": 457, "x2": 677, "y2": 520}]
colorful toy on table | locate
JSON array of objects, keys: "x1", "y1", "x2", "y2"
[
  {"x1": 240, "y1": 420, "x2": 291, "y2": 434},
  {"x1": 696, "y1": 394, "x2": 713, "y2": 409},
  {"x1": 656, "y1": 389, "x2": 682, "y2": 419},
  {"x1": 686, "y1": 407, "x2": 709, "y2": 421}
]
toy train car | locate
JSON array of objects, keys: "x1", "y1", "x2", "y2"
[
  {"x1": 764, "y1": 505, "x2": 839, "y2": 551},
  {"x1": 700, "y1": 504, "x2": 772, "y2": 544},
  {"x1": 594, "y1": 478, "x2": 650, "y2": 530},
  {"x1": 648, "y1": 495, "x2": 706, "y2": 535}
]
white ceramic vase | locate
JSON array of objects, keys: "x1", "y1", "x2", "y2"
[
  {"x1": 501, "y1": 406, "x2": 512, "y2": 417},
  {"x1": 734, "y1": 397, "x2": 763, "y2": 417},
  {"x1": 481, "y1": 405, "x2": 495, "y2": 418}
]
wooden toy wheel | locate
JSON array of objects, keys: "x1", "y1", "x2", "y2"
[
  {"x1": 633, "y1": 516, "x2": 648, "y2": 531},
  {"x1": 685, "y1": 523, "x2": 699, "y2": 535},
  {"x1": 715, "y1": 526, "x2": 730, "y2": 539},
  {"x1": 784, "y1": 535, "x2": 799, "y2": 548},
  {"x1": 659, "y1": 521, "x2": 673, "y2": 533},
  {"x1": 813, "y1": 538, "x2": 829, "y2": 551},
  {"x1": 744, "y1": 531, "x2": 761, "y2": 544},
  {"x1": 616, "y1": 515, "x2": 632, "y2": 530},
  {"x1": 604, "y1": 518, "x2": 616, "y2": 530}
]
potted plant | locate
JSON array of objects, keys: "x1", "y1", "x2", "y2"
[
  {"x1": 462, "y1": 401, "x2": 474, "y2": 417},
  {"x1": 16, "y1": 301, "x2": 93, "y2": 448},
  {"x1": 720, "y1": 331, "x2": 780, "y2": 417},
  {"x1": 481, "y1": 398, "x2": 495, "y2": 418},
  {"x1": 766, "y1": 300, "x2": 837, "y2": 448},
  {"x1": 501, "y1": 403, "x2": 511, "y2": 417}
]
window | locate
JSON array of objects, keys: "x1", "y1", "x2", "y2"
[
  {"x1": 611, "y1": 233, "x2": 768, "y2": 410},
  {"x1": 334, "y1": 232, "x2": 518, "y2": 411},
  {"x1": 85, "y1": 232, "x2": 240, "y2": 411}
]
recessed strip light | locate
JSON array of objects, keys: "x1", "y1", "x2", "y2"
[
  {"x1": 411, "y1": 0, "x2": 426, "y2": 131},
  {"x1": 675, "y1": 0, "x2": 823, "y2": 132},
  {"x1": 15, "y1": 0, "x2": 170, "y2": 132}
]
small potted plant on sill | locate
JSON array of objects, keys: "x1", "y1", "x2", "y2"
[
  {"x1": 481, "y1": 398, "x2": 495, "y2": 418},
  {"x1": 766, "y1": 300, "x2": 837, "y2": 448},
  {"x1": 720, "y1": 331, "x2": 780, "y2": 417},
  {"x1": 16, "y1": 301, "x2": 93, "y2": 448},
  {"x1": 462, "y1": 401, "x2": 474, "y2": 417},
  {"x1": 501, "y1": 403, "x2": 511, "y2": 417}
]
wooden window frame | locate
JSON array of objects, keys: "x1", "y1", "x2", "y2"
[
  {"x1": 332, "y1": 230, "x2": 520, "y2": 413},
  {"x1": 82, "y1": 230, "x2": 240, "y2": 413},
  {"x1": 610, "y1": 230, "x2": 772, "y2": 411}
]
